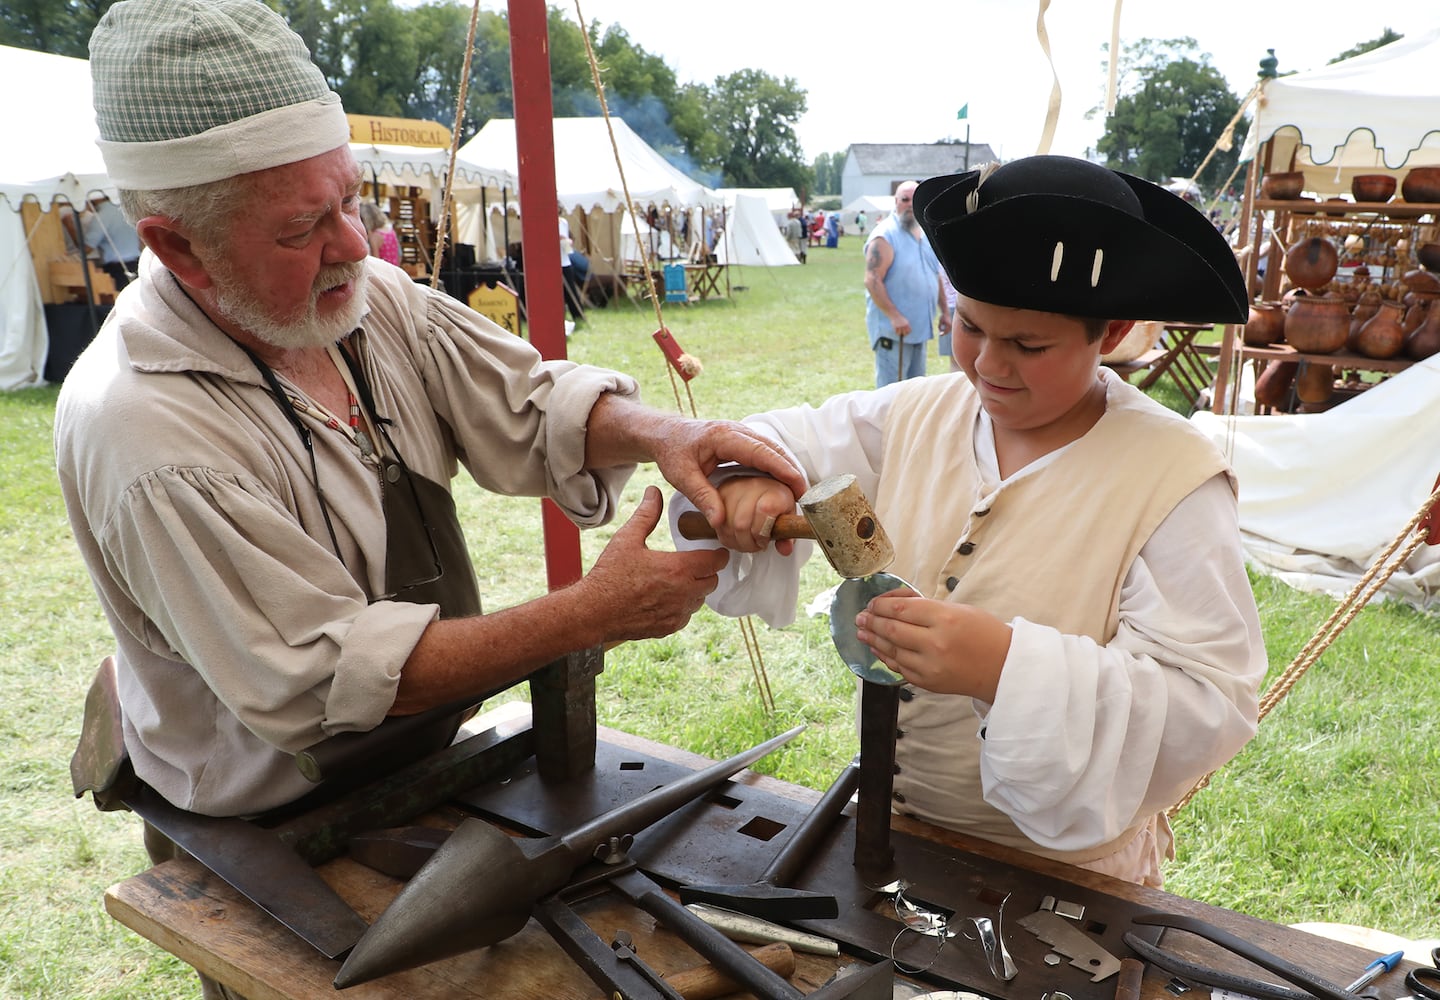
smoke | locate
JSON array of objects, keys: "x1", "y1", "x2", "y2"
[{"x1": 557, "y1": 89, "x2": 721, "y2": 188}]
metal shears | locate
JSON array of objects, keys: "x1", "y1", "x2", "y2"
[{"x1": 1405, "y1": 947, "x2": 1440, "y2": 1000}]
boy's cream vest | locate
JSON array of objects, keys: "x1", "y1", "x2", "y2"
[{"x1": 871, "y1": 372, "x2": 1232, "y2": 868}]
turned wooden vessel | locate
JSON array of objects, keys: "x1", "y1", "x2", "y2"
[
  {"x1": 1284, "y1": 294, "x2": 1349, "y2": 354},
  {"x1": 1351, "y1": 301, "x2": 1406, "y2": 359},
  {"x1": 1294, "y1": 361, "x2": 1335, "y2": 403},
  {"x1": 1243, "y1": 301, "x2": 1286, "y2": 346},
  {"x1": 1284, "y1": 236, "x2": 1338, "y2": 290},
  {"x1": 1261, "y1": 171, "x2": 1305, "y2": 200},
  {"x1": 1350, "y1": 174, "x2": 1396, "y2": 203},
  {"x1": 1405, "y1": 300, "x2": 1440, "y2": 360},
  {"x1": 1401, "y1": 166, "x2": 1440, "y2": 204}
]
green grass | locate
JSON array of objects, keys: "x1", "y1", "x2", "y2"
[{"x1": 3, "y1": 237, "x2": 1437, "y2": 999}]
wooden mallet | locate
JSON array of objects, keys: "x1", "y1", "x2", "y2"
[{"x1": 677, "y1": 473, "x2": 894, "y2": 580}]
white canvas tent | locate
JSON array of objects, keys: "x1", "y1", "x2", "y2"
[
  {"x1": 715, "y1": 187, "x2": 799, "y2": 226},
  {"x1": 715, "y1": 194, "x2": 798, "y2": 267},
  {"x1": 0, "y1": 43, "x2": 518, "y2": 389},
  {"x1": 1191, "y1": 355, "x2": 1440, "y2": 608},
  {"x1": 1240, "y1": 27, "x2": 1440, "y2": 195},
  {"x1": 457, "y1": 117, "x2": 720, "y2": 275},
  {"x1": 840, "y1": 194, "x2": 893, "y2": 230},
  {"x1": 1, "y1": 45, "x2": 114, "y2": 389}
]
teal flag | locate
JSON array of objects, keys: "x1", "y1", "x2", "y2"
[{"x1": 956, "y1": 104, "x2": 969, "y2": 120}]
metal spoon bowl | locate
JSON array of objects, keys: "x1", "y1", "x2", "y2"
[{"x1": 829, "y1": 571, "x2": 919, "y2": 686}]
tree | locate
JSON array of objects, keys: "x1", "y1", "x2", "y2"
[
  {"x1": 1330, "y1": 28, "x2": 1402, "y2": 64},
  {"x1": 0, "y1": 0, "x2": 114, "y2": 57},
  {"x1": 1096, "y1": 37, "x2": 1246, "y2": 192},
  {"x1": 705, "y1": 69, "x2": 811, "y2": 191},
  {"x1": 811, "y1": 151, "x2": 847, "y2": 196}
]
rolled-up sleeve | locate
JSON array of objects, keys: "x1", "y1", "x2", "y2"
[{"x1": 102, "y1": 466, "x2": 435, "y2": 752}]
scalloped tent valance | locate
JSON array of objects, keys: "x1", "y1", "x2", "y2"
[{"x1": 1241, "y1": 27, "x2": 1440, "y2": 196}]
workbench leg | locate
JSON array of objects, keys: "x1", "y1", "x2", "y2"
[{"x1": 529, "y1": 646, "x2": 604, "y2": 780}]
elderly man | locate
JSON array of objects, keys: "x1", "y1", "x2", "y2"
[
  {"x1": 863, "y1": 181, "x2": 949, "y2": 386},
  {"x1": 58, "y1": 0, "x2": 805, "y2": 847}
]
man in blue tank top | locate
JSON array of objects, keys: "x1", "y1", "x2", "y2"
[{"x1": 864, "y1": 181, "x2": 948, "y2": 387}]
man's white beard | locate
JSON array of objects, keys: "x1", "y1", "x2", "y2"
[{"x1": 210, "y1": 258, "x2": 369, "y2": 350}]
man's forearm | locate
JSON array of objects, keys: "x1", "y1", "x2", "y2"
[
  {"x1": 582, "y1": 392, "x2": 675, "y2": 470},
  {"x1": 391, "y1": 586, "x2": 606, "y2": 714}
]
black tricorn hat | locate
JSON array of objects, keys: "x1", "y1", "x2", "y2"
[{"x1": 914, "y1": 155, "x2": 1248, "y2": 324}]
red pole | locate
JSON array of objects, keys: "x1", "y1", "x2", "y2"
[{"x1": 508, "y1": 0, "x2": 583, "y2": 591}]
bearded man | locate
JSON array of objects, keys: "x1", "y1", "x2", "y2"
[{"x1": 56, "y1": 0, "x2": 804, "y2": 833}]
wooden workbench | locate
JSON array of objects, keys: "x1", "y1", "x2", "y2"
[{"x1": 105, "y1": 719, "x2": 1417, "y2": 1000}]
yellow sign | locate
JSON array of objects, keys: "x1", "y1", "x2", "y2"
[
  {"x1": 346, "y1": 114, "x2": 451, "y2": 148},
  {"x1": 468, "y1": 282, "x2": 522, "y2": 337}
]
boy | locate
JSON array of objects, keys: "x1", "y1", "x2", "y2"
[{"x1": 671, "y1": 155, "x2": 1265, "y2": 886}]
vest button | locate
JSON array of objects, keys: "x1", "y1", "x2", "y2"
[
  {"x1": 898, "y1": 687, "x2": 914, "y2": 702},
  {"x1": 957, "y1": 541, "x2": 976, "y2": 555},
  {"x1": 945, "y1": 576, "x2": 959, "y2": 591},
  {"x1": 385, "y1": 464, "x2": 402, "y2": 484},
  {"x1": 893, "y1": 762, "x2": 902, "y2": 775},
  {"x1": 895, "y1": 727, "x2": 906, "y2": 739},
  {"x1": 893, "y1": 791, "x2": 906, "y2": 804}
]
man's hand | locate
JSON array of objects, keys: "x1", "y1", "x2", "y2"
[
  {"x1": 647, "y1": 416, "x2": 807, "y2": 529},
  {"x1": 854, "y1": 592, "x2": 1012, "y2": 702},
  {"x1": 578, "y1": 486, "x2": 731, "y2": 644},
  {"x1": 584, "y1": 397, "x2": 807, "y2": 530}
]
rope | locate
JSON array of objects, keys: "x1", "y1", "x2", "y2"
[
  {"x1": 571, "y1": 0, "x2": 775, "y2": 713},
  {"x1": 1169, "y1": 477, "x2": 1440, "y2": 816},
  {"x1": 1186, "y1": 79, "x2": 1263, "y2": 197},
  {"x1": 428, "y1": 1, "x2": 483, "y2": 289}
]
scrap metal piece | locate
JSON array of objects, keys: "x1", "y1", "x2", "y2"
[
  {"x1": 1016, "y1": 909, "x2": 1122, "y2": 982},
  {"x1": 1055, "y1": 900, "x2": 1087, "y2": 922},
  {"x1": 969, "y1": 916, "x2": 1018, "y2": 982}
]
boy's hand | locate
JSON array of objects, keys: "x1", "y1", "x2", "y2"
[
  {"x1": 711, "y1": 476, "x2": 802, "y2": 556},
  {"x1": 854, "y1": 593, "x2": 1012, "y2": 702}
]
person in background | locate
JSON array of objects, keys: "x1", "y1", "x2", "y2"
[
  {"x1": 359, "y1": 200, "x2": 401, "y2": 266},
  {"x1": 670, "y1": 155, "x2": 1263, "y2": 889},
  {"x1": 937, "y1": 264, "x2": 959, "y2": 371},
  {"x1": 863, "y1": 180, "x2": 947, "y2": 387},
  {"x1": 825, "y1": 210, "x2": 840, "y2": 248},
  {"x1": 856, "y1": 209, "x2": 868, "y2": 235},
  {"x1": 59, "y1": 7, "x2": 806, "y2": 995}
]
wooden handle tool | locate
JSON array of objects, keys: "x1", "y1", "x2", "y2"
[
  {"x1": 664, "y1": 942, "x2": 796, "y2": 999},
  {"x1": 676, "y1": 510, "x2": 814, "y2": 540}
]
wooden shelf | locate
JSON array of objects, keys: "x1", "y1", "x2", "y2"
[
  {"x1": 1256, "y1": 198, "x2": 1440, "y2": 219},
  {"x1": 1236, "y1": 343, "x2": 1414, "y2": 374}
]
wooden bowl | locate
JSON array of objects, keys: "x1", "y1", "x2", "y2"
[
  {"x1": 1401, "y1": 166, "x2": 1440, "y2": 204},
  {"x1": 1417, "y1": 242, "x2": 1440, "y2": 272},
  {"x1": 1350, "y1": 174, "x2": 1396, "y2": 203},
  {"x1": 1261, "y1": 171, "x2": 1305, "y2": 200}
]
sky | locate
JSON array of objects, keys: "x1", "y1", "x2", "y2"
[{"x1": 503, "y1": 0, "x2": 1438, "y2": 164}]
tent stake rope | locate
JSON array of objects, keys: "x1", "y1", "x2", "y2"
[
  {"x1": 571, "y1": 0, "x2": 775, "y2": 711},
  {"x1": 1169, "y1": 476, "x2": 1440, "y2": 816},
  {"x1": 428, "y1": 1, "x2": 484, "y2": 289}
]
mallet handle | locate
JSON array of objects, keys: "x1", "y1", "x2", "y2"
[{"x1": 676, "y1": 510, "x2": 815, "y2": 541}]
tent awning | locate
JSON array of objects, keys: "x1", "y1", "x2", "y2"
[{"x1": 1241, "y1": 27, "x2": 1440, "y2": 195}]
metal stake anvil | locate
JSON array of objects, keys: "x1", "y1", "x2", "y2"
[{"x1": 680, "y1": 472, "x2": 905, "y2": 888}]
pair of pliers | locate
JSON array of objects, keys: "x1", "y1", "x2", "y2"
[{"x1": 1405, "y1": 947, "x2": 1440, "y2": 1000}]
